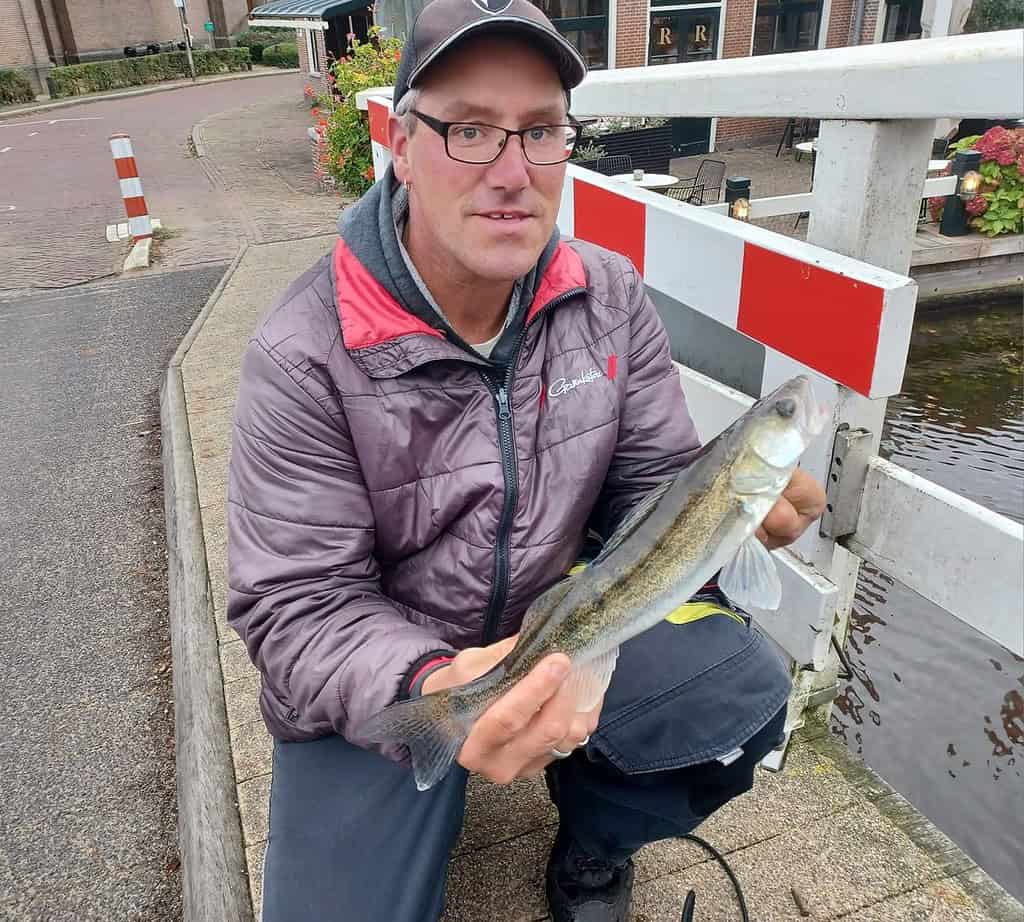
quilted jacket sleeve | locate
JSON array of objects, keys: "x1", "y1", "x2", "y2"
[
  {"x1": 591, "y1": 258, "x2": 703, "y2": 538},
  {"x1": 227, "y1": 335, "x2": 453, "y2": 754}
]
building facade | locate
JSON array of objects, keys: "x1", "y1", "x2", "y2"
[{"x1": 1, "y1": 0, "x2": 253, "y2": 94}]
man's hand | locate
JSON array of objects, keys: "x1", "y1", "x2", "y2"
[
  {"x1": 421, "y1": 636, "x2": 602, "y2": 785},
  {"x1": 757, "y1": 467, "x2": 827, "y2": 551}
]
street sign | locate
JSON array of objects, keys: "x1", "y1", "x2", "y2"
[{"x1": 204, "y1": 21, "x2": 214, "y2": 32}]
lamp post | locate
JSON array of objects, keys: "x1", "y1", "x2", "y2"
[
  {"x1": 725, "y1": 176, "x2": 751, "y2": 221},
  {"x1": 939, "y1": 149, "x2": 982, "y2": 237}
]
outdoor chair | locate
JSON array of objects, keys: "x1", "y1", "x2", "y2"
[
  {"x1": 665, "y1": 159, "x2": 726, "y2": 205},
  {"x1": 595, "y1": 155, "x2": 633, "y2": 176}
]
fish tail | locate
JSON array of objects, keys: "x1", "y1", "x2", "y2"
[{"x1": 363, "y1": 691, "x2": 467, "y2": 792}]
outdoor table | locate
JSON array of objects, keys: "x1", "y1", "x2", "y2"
[
  {"x1": 928, "y1": 159, "x2": 950, "y2": 172},
  {"x1": 610, "y1": 172, "x2": 680, "y2": 192},
  {"x1": 794, "y1": 140, "x2": 817, "y2": 155}
]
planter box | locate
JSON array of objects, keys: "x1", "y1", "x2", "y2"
[{"x1": 587, "y1": 125, "x2": 674, "y2": 173}]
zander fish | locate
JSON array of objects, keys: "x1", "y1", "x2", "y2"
[{"x1": 365, "y1": 375, "x2": 830, "y2": 790}]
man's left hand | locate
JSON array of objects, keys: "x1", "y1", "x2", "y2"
[{"x1": 757, "y1": 468, "x2": 827, "y2": 550}]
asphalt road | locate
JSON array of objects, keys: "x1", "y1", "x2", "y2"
[
  {"x1": 0, "y1": 264, "x2": 226, "y2": 921},
  {"x1": 0, "y1": 73, "x2": 303, "y2": 291}
]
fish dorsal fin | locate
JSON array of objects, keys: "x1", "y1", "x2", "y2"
[
  {"x1": 719, "y1": 536, "x2": 782, "y2": 610},
  {"x1": 590, "y1": 477, "x2": 675, "y2": 569},
  {"x1": 518, "y1": 574, "x2": 577, "y2": 638}
]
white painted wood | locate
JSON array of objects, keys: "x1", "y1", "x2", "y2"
[
  {"x1": 675, "y1": 363, "x2": 751, "y2": 443},
  {"x1": 571, "y1": 30, "x2": 1024, "y2": 120},
  {"x1": 248, "y1": 17, "x2": 328, "y2": 29},
  {"x1": 355, "y1": 87, "x2": 393, "y2": 109},
  {"x1": 702, "y1": 193, "x2": 815, "y2": 218},
  {"x1": 701, "y1": 176, "x2": 956, "y2": 218},
  {"x1": 845, "y1": 458, "x2": 1024, "y2": 656}
]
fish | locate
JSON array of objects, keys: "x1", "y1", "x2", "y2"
[{"x1": 364, "y1": 374, "x2": 831, "y2": 790}]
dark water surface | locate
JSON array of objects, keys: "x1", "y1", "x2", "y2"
[{"x1": 831, "y1": 300, "x2": 1024, "y2": 900}]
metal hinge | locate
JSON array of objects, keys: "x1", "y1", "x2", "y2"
[{"x1": 819, "y1": 424, "x2": 873, "y2": 540}]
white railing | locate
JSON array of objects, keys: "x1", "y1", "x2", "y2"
[{"x1": 356, "y1": 31, "x2": 1024, "y2": 746}]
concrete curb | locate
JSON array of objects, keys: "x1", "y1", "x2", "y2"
[
  {"x1": 160, "y1": 247, "x2": 255, "y2": 922},
  {"x1": 0, "y1": 68, "x2": 300, "y2": 122},
  {"x1": 798, "y1": 724, "x2": 1024, "y2": 920}
]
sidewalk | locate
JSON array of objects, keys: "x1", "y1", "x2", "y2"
[
  {"x1": 170, "y1": 235, "x2": 1023, "y2": 922},
  {"x1": 0, "y1": 66, "x2": 299, "y2": 122}
]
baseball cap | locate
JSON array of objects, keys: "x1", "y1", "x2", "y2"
[{"x1": 393, "y1": 0, "x2": 587, "y2": 107}]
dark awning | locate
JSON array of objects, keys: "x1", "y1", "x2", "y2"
[{"x1": 248, "y1": 0, "x2": 366, "y2": 20}]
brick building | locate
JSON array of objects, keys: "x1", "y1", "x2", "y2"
[{"x1": 1, "y1": 0, "x2": 253, "y2": 94}]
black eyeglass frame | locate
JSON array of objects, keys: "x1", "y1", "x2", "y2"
[{"x1": 410, "y1": 110, "x2": 582, "y2": 165}]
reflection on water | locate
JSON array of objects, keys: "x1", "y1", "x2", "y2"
[{"x1": 832, "y1": 301, "x2": 1024, "y2": 900}]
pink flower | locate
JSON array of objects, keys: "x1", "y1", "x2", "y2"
[{"x1": 964, "y1": 195, "x2": 988, "y2": 217}]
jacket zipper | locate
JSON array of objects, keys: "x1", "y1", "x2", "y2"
[{"x1": 479, "y1": 287, "x2": 585, "y2": 644}]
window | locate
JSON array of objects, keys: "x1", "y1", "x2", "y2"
[
  {"x1": 882, "y1": 0, "x2": 922, "y2": 41},
  {"x1": 305, "y1": 28, "x2": 322, "y2": 74},
  {"x1": 531, "y1": 0, "x2": 609, "y2": 69},
  {"x1": 752, "y1": 0, "x2": 821, "y2": 54}
]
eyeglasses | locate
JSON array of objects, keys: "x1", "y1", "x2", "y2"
[{"x1": 411, "y1": 110, "x2": 580, "y2": 165}]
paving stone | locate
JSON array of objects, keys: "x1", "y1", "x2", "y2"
[
  {"x1": 455, "y1": 773, "x2": 556, "y2": 856},
  {"x1": 246, "y1": 841, "x2": 267, "y2": 922},
  {"x1": 231, "y1": 719, "x2": 274, "y2": 784},
  {"x1": 444, "y1": 826, "x2": 555, "y2": 922},
  {"x1": 840, "y1": 878, "x2": 993, "y2": 922},
  {"x1": 219, "y1": 637, "x2": 256, "y2": 685},
  {"x1": 237, "y1": 772, "x2": 272, "y2": 848},
  {"x1": 224, "y1": 672, "x2": 262, "y2": 730}
]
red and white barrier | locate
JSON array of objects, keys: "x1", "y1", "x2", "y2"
[
  {"x1": 364, "y1": 94, "x2": 914, "y2": 401},
  {"x1": 109, "y1": 133, "x2": 152, "y2": 243}
]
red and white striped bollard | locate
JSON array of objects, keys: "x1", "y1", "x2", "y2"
[{"x1": 109, "y1": 133, "x2": 152, "y2": 243}]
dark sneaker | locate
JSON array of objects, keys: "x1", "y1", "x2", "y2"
[{"x1": 545, "y1": 830, "x2": 635, "y2": 922}]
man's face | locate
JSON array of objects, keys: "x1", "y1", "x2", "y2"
[{"x1": 391, "y1": 36, "x2": 569, "y2": 286}]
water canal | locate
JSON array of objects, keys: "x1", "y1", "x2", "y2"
[{"x1": 831, "y1": 298, "x2": 1023, "y2": 900}]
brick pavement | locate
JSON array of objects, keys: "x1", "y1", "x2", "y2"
[{"x1": 0, "y1": 72, "x2": 341, "y2": 291}]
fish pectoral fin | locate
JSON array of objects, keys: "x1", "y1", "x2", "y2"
[
  {"x1": 566, "y1": 646, "x2": 620, "y2": 712},
  {"x1": 362, "y1": 693, "x2": 467, "y2": 792},
  {"x1": 719, "y1": 537, "x2": 783, "y2": 611}
]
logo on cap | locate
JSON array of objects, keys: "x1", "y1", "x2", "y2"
[{"x1": 472, "y1": 0, "x2": 514, "y2": 13}]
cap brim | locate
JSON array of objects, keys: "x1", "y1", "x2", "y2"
[{"x1": 406, "y1": 17, "x2": 587, "y2": 95}]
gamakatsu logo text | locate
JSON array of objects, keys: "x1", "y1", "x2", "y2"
[{"x1": 548, "y1": 367, "x2": 603, "y2": 398}]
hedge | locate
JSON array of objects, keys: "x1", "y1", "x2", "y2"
[
  {"x1": 262, "y1": 42, "x2": 299, "y2": 69},
  {"x1": 236, "y1": 28, "x2": 289, "y2": 63},
  {"x1": 0, "y1": 69, "x2": 35, "y2": 105},
  {"x1": 47, "y1": 48, "x2": 251, "y2": 98}
]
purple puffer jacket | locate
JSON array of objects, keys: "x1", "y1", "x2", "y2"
[{"x1": 227, "y1": 175, "x2": 701, "y2": 758}]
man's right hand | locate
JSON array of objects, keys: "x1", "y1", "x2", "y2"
[{"x1": 421, "y1": 636, "x2": 602, "y2": 785}]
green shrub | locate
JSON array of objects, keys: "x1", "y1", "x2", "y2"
[
  {"x1": 237, "y1": 27, "x2": 290, "y2": 63},
  {"x1": 262, "y1": 42, "x2": 299, "y2": 68},
  {"x1": 964, "y1": 0, "x2": 1024, "y2": 32},
  {"x1": 323, "y1": 28, "x2": 403, "y2": 196},
  {"x1": 0, "y1": 69, "x2": 35, "y2": 105},
  {"x1": 47, "y1": 48, "x2": 251, "y2": 97}
]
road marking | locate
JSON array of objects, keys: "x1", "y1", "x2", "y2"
[
  {"x1": 1, "y1": 147, "x2": 11, "y2": 153},
  {"x1": 28, "y1": 131, "x2": 38, "y2": 137},
  {"x1": 0, "y1": 116, "x2": 103, "y2": 130},
  {"x1": 5, "y1": 205, "x2": 14, "y2": 211}
]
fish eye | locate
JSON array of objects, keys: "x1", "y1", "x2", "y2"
[{"x1": 774, "y1": 398, "x2": 796, "y2": 418}]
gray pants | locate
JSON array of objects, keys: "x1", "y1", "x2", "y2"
[{"x1": 262, "y1": 613, "x2": 791, "y2": 922}]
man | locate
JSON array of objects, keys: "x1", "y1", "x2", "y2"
[{"x1": 227, "y1": 0, "x2": 827, "y2": 919}]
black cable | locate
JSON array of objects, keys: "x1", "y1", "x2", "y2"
[{"x1": 680, "y1": 833, "x2": 750, "y2": 922}]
